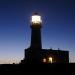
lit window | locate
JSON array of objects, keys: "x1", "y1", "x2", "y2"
[
  {"x1": 43, "y1": 58, "x2": 46, "y2": 63},
  {"x1": 48, "y1": 57, "x2": 53, "y2": 63}
]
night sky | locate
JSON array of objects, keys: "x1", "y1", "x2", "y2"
[{"x1": 0, "y1": 0, "x2": 75, "y2": 64}]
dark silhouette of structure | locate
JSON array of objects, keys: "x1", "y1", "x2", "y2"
[{"x1": 21, "y1": 13, "x2": 69, "y2": 64}]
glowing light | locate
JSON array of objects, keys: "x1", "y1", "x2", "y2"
[
  {"x1": 31, "y1": 15, "x2": 42, "y2": 24},
  {"x1": 43, "y1": 58, "x2": 46, "y2": 62},
  {"x1": 48, "y1": 57, "x2": 53, "y2": 63}
]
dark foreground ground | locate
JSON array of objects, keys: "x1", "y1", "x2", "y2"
[{"x1": 0, "y1": 63, "x2": 75, "y2": 74}]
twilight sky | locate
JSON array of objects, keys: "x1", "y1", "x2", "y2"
[{"x1": 0, "y1": 0, "x2": 75, "y2": 64}]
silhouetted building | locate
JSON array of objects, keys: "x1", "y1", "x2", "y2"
[{"x1": 21, "y1": 13, "x2": 69, "y2": 64}]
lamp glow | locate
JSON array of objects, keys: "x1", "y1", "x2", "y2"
[
  {"x1": 48, "y1": 57, "x2": 53, "y2": 63},
  {"x1": 31, "y1": 15, "x2": 42, "y2": 24},
  {"x1": 43, "y1": 58, "x2": 46, "y2": 62}
]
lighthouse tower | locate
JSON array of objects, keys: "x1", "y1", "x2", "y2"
[
  {"x1": 30, "y1": 13, "x2": 42, "y2": 49},
  {"x1": 24, "y1": 13, "x2": 42, "y2": 63}
]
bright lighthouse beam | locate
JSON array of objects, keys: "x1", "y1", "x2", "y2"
[{"x1": 31, "y1": 14, "x2": 42, "y2": 24}]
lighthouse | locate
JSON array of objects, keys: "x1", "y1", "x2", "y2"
[
  {"x1": 21, "y1": 13, "x2": 69, "y2": 64},
  {"x1": 24, "y1": 13, "x2": 43, "y2": 63},
  {"x1": 30, "y1": 13, "x2": 42, "y2": 49}
]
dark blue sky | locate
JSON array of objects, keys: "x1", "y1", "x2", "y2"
[{"x1": 0, "y1": 0, "x2": 75, "y2": 63}]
